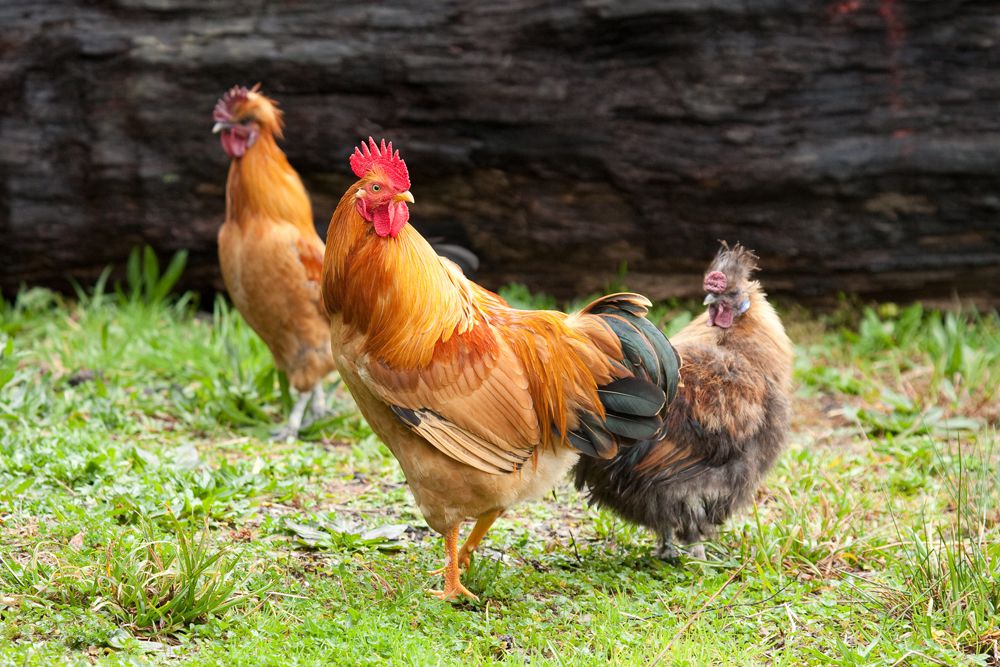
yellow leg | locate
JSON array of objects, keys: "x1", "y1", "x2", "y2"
[
  {"x1": 456, "y1": 510, "x2": 502, "y2": 570},
  {"x1": 427, "y1": 525, "x2": 479, "y2": 601}
]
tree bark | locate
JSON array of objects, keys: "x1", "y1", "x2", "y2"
[{"x1": 2, "y1": 0, "x2": 998, "y2": 304}]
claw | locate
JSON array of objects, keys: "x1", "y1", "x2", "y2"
[
  {"x1": 428, "y1": 524, "x2": 481, "y2": 602},
  {"x1": 427, "y1": 585, "x2": 479, "y2": 602},
  {"x1": 269, "y1": 426, "x2": 298, "y2": 443}
]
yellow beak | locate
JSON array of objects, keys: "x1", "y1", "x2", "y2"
[{"x1": 393, "y1": 190, "x2": 415, "y2": 204}]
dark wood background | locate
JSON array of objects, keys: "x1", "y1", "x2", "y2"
[{"x1": 2, "y1": 0, "x2": 999, "y2": 304}]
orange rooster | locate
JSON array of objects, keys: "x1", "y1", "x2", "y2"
[
  {"x1": 212, "y1": 85, "x2": 336, "y2": 439},
  {"x1": 321, "y1": 138, "x2": 680, "y2": 600},
  {"x1": 574, "y1": 243, "x2": 793, "y2": 560}
]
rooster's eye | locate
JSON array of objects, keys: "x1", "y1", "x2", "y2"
[{"x1": 371, "y1": 184, "x2": 381, "y2": 192}]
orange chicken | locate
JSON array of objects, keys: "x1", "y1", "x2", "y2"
[
  {"x1": 212, "y1": 85, "x2": 336, "y2": 439},
  {"x1": 321, "y1": 138, "x2": 680, "y2": 600}
]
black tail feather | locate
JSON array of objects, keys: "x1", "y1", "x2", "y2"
[
  {"x1": 599, "y1": 314, "x2": 662, "y2": 386},
  {"x1": 603, "y1": 413, "x2": 663, "y2": 440},
  {"x1": 598, "y1": 377, "x2": 664, "y2": 418},
  {"x1": 563, "y1": 293, "x2": 680, "y2": 459}
]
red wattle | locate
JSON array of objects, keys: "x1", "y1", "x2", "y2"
[
  {"x1": 220, "y1": 130, "x2": 248, "y2": 158},
  {"x1": 708, "y1": 303, "x2": 734, "y2": 329},
  {"x1": 372, "y1": 201, "x2": 409, "y2": 238}
]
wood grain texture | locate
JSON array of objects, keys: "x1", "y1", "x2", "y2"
[{"x1": 2, "y1": 0, "x2": 998, "y2": 302}]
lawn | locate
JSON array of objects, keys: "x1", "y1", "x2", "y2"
[{"x1": 1, "y1": 254, "x2": 998, "y2": 666}]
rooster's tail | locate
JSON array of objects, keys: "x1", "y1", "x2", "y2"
[{"x1": 563, "y1": 293, "x2": 680, "y2": 458}]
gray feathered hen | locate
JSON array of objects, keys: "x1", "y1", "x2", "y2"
[{"x1": 573, "y1": 243, "x2": 793, "y2": 559}]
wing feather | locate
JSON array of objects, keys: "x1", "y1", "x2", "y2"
[
  {"x1": 359, "y1": 335, "x2": 541, "y2": 473},
  {"x1": 391, "y1": 407, "x2": 529, "y2": 474}
]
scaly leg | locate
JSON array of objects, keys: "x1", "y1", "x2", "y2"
[
  {"x1": 654, "y1": 528, "x2": 680, "y2": 562},
  {"x1": 687, "y1": 543, "x2": 706, "y2": 560},
  {"x1": 428, "y1": 510, "x2": 502, "y2": 575},
  {"x1": 456, "y1": 510, "x2": 502, "y2": 570},
  {"x1": 271, "y1": 391, "x2": 310, "y2": 442},
  {"x1": 679, "y1": 523, "x2": 706, "y2": 560},
  {"x1": 310, "y1": 384, "x2": 328, "y2": 416},
  {"x1": 301, "y1": 384, "x2": 330, "y2": 428},
  {"x1": 428, "y1": 525, "x2": 479, "y2": 601}
]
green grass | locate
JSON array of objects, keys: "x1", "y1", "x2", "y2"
[{"x1": 1, "y1": 261, "x2": 999, "y2": 665}]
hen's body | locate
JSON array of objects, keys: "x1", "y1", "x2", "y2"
[
  {"x1": 214, "y1": 87, "x2": 335, "y2": 437},
  {"x1": 218, "y1": 134, "x2": 332, "y2": 392},
  {"x1": 574, "y1": 246, "x2": 793, "y2": 559}
]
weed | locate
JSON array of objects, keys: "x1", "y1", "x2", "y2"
[{"x1": 91, "y1": 516, "x2": 265, "y2": 638}]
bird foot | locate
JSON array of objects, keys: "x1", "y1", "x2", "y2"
[
  {"x1": 300, "y1": 411, "x2": 329, "y2": 430},
  {"x1": 654, "y1": 542, "x2": 680, "y2": 562},
  {"x1": 686, "y1": 544, "x2": 707, "y2": 560},
  {"x1": 427, "y1": 584, "x2": 479, "y2": 602},
  {"x1": 302, "y1": 405, "x2": 333, "y2": 428},
  {"x1": 269, "y1": 426, "x2": 300, "y2": 443}
]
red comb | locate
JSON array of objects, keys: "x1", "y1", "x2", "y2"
[
  {"x1": 349, "y1": 137, "x2": 410, "y2": 190},
  {"x1": 212, "y1": 84, "x2": 260, "y2": 122},
  {"x1": 704, "y1": 271, "x2": 727, "y2": 294}
]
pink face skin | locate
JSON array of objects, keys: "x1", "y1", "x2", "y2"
[
  {"x1": 216, "y1": 121, "x2": 259, "y2": 159},
  {"x1": 707, "y1": 300, "x2": 736, "y2": 329},
  {"x1": 703, "y1": 270, "x2": 746, "y2": 329},
  {"x1": 354, "y1": 176, "x2": 412, "y2": 238}
]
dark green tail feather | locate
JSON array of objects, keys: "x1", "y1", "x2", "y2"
[
  {"x1": 598, "y1": 377, "x2": 664, "y2": 418},
  {"x1": 561, "y1": 293, "x2": 680, "y2": 459},
  {"x1": 619, "y1": 312, "x2": 681, "y2": 403},
  {"x1": 599, "y1": 314, "x2": 662, "y2": 386},
  {"x1": 603, "y1": 413, "x2": 663, "y2": 441}
]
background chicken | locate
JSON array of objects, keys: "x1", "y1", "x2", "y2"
[
  {"x1": 212, "y1": 86, "x2": 482, "y2": 440},
  {"x1": 321, "y1": 138, "x2": 680, "y2": 600},
  {"x1": 574, "y1": 243, "x2": 793, "y2": 560},
  {"x1": 212, "y1": 85, "x2": 336, "y2": 439}
]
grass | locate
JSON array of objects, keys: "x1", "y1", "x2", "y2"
[{"x1": 1, "y1": 255, "x2": 998, "y2": 665}]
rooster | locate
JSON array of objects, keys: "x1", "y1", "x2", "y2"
[
  {"x1": 574, "y1": 243, "x2": 793, "y2": 560},
  {"x1": 321, "y1": 138, "x2": 680, "y2": 600},
  {"x1": 212, "y1": 85, "x2": 336, "y2": 439}
]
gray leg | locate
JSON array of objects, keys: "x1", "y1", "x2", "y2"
[
  {"x1": 687, "y1": 543, "x2": 706, "y2": 560},
  {"x1": 271, "y1": 391, "x2": 311, "y2": 442},
  {"x1": 654, "y1": 529, "x2": 680, "y2": 562},
  {"x1": 300, "y1": 384, "x2": 330, "y2": 429},
  {"x1": 310, "y1": 385, "x2": 328, "y2": 418},
  {"x1": 679, "y1": 523, "x2": 706, "y2": 560}
]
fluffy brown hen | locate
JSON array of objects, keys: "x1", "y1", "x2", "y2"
[{"x1": 574, "y1": 243, "x2": 793, "y2": 560}]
